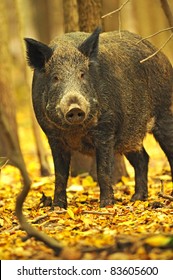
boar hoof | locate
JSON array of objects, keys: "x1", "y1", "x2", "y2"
[
  {"x1": 53, "y1": 199, "x2": 67, "y2": 209},
  {"x1": 100, "y1": 197, "x2": 115, "y2": 208},
  {"x1": 130, "y1": 193, "x2": 148, "y2": 201}
]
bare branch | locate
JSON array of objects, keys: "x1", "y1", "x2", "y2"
[
  {"x1": 140, "y1": 33, "x2": 173, "y2": 63},
  {"x1": 139, "y1": 0, "x2": 173, "y2": 63},
  {"x1": 158, "y1": 180, "x2": 173, "y2": 201},
  {"x1": 0, "y1": 158, "x2": 9, "y2": 171},
  {"x1": 15, "y1": 177, "x2": 63, "y2": 254},
  {"x1": 101, "y1": 0, "x2": 130, "y2": 38},
  {"x1": 138, "y1": 0, "x2": 173, "y2": 63},
  {"x1": 137, "y1": 27, "x2": 173, "y2": 44},
  {"x1": 118, "y1": 10, "x2": 122, "y2": 38},
  {"x1": 101, "y1": 0, "x2": 130, "y2": 19},
  {"x1": 158, "y1": 192, "x2": 173, "y2": 201}
]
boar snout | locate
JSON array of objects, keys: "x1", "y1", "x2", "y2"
[
  {"x1": 58, "y1": 92, "x2": 90, "y2": 125},
  {"x1": 65, "y1": 104, "x2": 86, "y2": 124}
]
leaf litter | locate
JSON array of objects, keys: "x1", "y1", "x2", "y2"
[{"x1": 0, "y1": 131, "x2": 173, "y2": 259}]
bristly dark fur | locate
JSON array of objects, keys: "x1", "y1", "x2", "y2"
[
  {"x1": 78, "y1": 27, "x2": 101, "y2": 59},
  {"x1": 24, "y1": 38, "x2": 53, "y2": 70},
  {"x1": 25, "y1": 28, "x2": 173, "y2": 209}
]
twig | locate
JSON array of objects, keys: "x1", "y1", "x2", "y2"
[
  {"x1": 118, "y1": 10, "x2": 122, "y2": 39},
  {"x1": 140, "y1": 33, "x2": 173, "y2": 63},
  {"x1": 158, "y1": 180, "x2": 173, "y2": 201},
  {"x1": 31, "y1": 214, "x2": 49, "y2": 224},
  {"x1": 139, "y1": 0, "x2": 173, "y2": 63},
  {"x1": 158, "y1": 192, "x2": 173, "y2": 201},
  {"x1": 82, "y1": 210, "x2": 114, "y2": 215},
  {"x1": 6, "y1": 225, "x2": 20, "y2": 233},
  {"x1": 32, "y1": 210, "x2": 66, "y2": 224},
  {"x1": 137, "y1": 27, "x2": 173, "y2": 44},
  {"x1": 15, "y1": 177, "x2": 63, "y2": 254},
  {"x1": 0, "y1": 158, "x2": 9, "y2": 170},
  {"x1": 101, "y1": 0, "x2": 130, "y2": 38},
  {"x1": 101, "y1": 0, "x2": 130, "y2": 19}
]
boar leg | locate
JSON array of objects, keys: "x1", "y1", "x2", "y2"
[
  {"x1": 153, "y1": 114, "x2": 173, "y2": 180},
  {"x1": 96, "y1": 145, "x2": 115, "y2": 207},
  {"x1": 48, "y1": 138, "x2": 71, "y2": 209},
  {"x1": 125, "y1": 148, "x2": 149, "y2": 201}
]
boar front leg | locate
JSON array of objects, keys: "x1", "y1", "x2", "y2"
[
  {"x1": 96, "y1": 143, "x2": 115, "y2": 207},
  {"x1": 48, "y1": 138, "x2": 71, "y2": 209}
]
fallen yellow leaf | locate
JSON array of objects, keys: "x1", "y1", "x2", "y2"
[
  {"x1": 145, "y1": 235, "x2": 171, "y2": 247},
  {"x1": 67, "y1": 208, "x2": 75, "y2": 220},
  {"x1": 82, "y1": 176, "x2": 96, "y2": 187}
]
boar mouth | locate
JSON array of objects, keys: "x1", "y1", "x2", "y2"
[
  {"x1": 45, "y1": 91, "x2": 99, "y2": 129},
  {"x1": 56, "y1": 92, "x2": 92, "y2": 126},
  {"x1": 45, "y1": 104, "x2": 98, "y2": 131}
]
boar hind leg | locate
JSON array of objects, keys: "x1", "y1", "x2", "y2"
[
  {"x1": 48, "y1": 138, "x2": 71, "y2": 209},
  {"x1": 153, "y1": 114, "x2": 173, "y2": 180},
  {"x1": 125, "y1": 148, "x2": 149, "y2": 201}
]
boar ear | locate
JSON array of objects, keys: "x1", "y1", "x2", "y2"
[
  {"x1": 78, "y1": 27, "x2": 101, "y2": 60},
  {"x1": 24, "y1": 38, "x2": 53, "y2": 70}
]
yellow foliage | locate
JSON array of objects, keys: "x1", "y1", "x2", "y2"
[
  {"x1": 67, "y1": 208, "x2": 75, "y2": 220},
  {"x1": 145, "y1": 235, "x2": 172, "y2": 247},
  {"x1": 82, "y1": 175, "x2": 97, "y2": 187},
  {"x1": 0, "y1": 119, "x2": 173, "y2": 260}
]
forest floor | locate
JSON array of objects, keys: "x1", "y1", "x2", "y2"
[{"x1": 0, "y1": 108, "x2": 173, "y2": 260}]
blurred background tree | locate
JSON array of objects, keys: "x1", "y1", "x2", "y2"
[
  {"x1": 0, "y1": 0, "x2": 30, "y2": 186},
  {"x1": 1, "y1": 0, "x2": 173, "y2": 183}
]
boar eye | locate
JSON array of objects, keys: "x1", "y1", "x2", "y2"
[
  {"x1": 52, "y1": 75, "x2": 59, "y2": 83},
  {"x1": 80, "y1": 71, "x2": 85, "y2": 79}
]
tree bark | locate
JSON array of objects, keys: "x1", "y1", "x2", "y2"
[
  {"x1": 0, "y1": 0, "x2": 30, "y2": 185},
  {"x1": 63, "y1": 0, "x2": 79, "y2": 32},
  {"x1": 29, "y1": 0, "x2": 51, "y2": 43},
  {"x1": 12, "y1": 0, "x2": 51, "y2": 176},
  {"x1": 77, "y1": 0, "x2": 103, "y2": 31}
]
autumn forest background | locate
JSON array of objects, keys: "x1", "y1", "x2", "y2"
[{"x1": 0, "y1": 0, "x2": 173, "y2": 260}]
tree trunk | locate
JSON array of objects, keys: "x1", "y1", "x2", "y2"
[
  {"x1": 77, "y1": 0, "x2": 102, "y2": 31},
  {"x1": 0, "y1": 0, "x2": 30, "y2": 185},
  {"x1": 6, "y1": 0, "x2": 50, "y2": 176},
  {"x1": 29, "y1": 0, "x2": 51, "y2": 44},
  {"x1": 63, "y1": 0, "x2": 79, "y2": 32}
]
